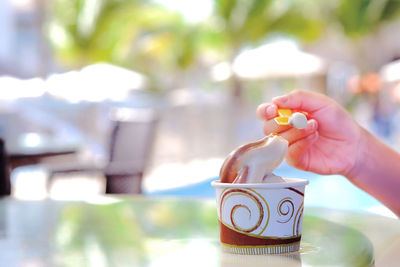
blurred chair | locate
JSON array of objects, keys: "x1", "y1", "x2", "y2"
[
  {"x1": 0, "y1": 138, "x2": 11, "y2": 196},
  {"x1": 48, "y1": 108, "x2": 158, "y2": 194}
]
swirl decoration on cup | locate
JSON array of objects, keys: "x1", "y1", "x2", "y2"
[
  {"x1": 276, "y1": 197, "x2": 295, "y2": 224},
  {"x1": 293, "y1": 202, "x2": 304, "y2": 236},
  {"x1": 220, "y1": 189, "x2": 269, "y2": 234}
]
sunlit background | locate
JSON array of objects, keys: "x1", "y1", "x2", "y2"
[{"x1": 1, "y1": 0, "x2": 400, "y2": 217}]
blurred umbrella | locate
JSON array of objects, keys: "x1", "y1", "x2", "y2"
[
  {"x1": 0, "y1": 77, "x2": 46, "y2": 100},
  {"x1": 211, "y1": 40, "x2": 326, "y2": 81},
  {"x1": 80, "y1": 63, "x2": 146, "y2": 89},
  {"x1": 46, "y1": 63, "x2": 147, "y2": 103},
  {"x1": 232, "y1": 40, "x2": 326, "y2": 80}
]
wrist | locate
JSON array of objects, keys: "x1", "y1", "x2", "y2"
[{"x1": 345, "y1": 126, "x2": 369, "y2": 182}]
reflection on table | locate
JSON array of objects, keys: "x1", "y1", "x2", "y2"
[{"x1": 0, "y1": 196, "x2": 398, "y2": 266}]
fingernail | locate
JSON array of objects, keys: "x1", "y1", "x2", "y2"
[
  {"x1": 266, "y1": 105, "x2": 276, "y2": 117},
  {"x1": 272, "y1": 95, "x2": 288, "y2": 104}
]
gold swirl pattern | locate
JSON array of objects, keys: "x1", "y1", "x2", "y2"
[
  {"x1": 231, "y1": 205, "x2": 251, "y2": 231},
  {"x1": 293, "y1": 202, "x2": 304, "y2": 236},
  {"x1": 220, "y1": 189, "x2": 269, "y2": 234},
  {"x1": 276, "y1": 197, "x2": 294, "y2": 224}
]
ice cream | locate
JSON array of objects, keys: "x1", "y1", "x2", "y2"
[{"x1": 220, "y1": 134, "x2": 288, "y2": 184}]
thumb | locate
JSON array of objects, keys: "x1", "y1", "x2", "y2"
[{"x1": 272, "y1": 90, "x2": 330, "y2": 113}]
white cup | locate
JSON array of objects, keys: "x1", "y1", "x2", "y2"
[{"x1": 212, "y1": 178, "x2": 309, "y2": 255}]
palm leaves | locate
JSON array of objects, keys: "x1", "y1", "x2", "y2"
[
  {"x1": 48, "y1": 0, "x2": 188, "y2": 68},
  {"x1": 47, "y1": 0, "x2": 400, "y2": 92},
  {"x1": 336, "y1": 0, "x2": 400, "y2": 38}
]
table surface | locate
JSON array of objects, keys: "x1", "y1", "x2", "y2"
[
  {"x1": 5, "y1": 132, "x2": 79, "y2": 172},
  {"x1": 5, "y1": 132, "x2": 78, "y2": 157},
  {"x1": 0, "y1": 196, "x2": 399, "y2": 267}
]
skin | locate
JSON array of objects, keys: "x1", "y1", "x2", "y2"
[{"x1": 257, "y1": 90, "x2": 400, "y2": 217}]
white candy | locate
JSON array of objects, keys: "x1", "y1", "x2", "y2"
[{"x1": 289, "y1": 112, "x2": 307, "y2": 129}]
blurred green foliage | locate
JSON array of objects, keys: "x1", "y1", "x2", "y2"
[
  {"x1": 47, "y1": 0, "x2": 323, "y2": 89},
  {"x1": 53, "y1": 198, "x2": 218, "y2": 266},
  {"x1": 336, "y1": 0, "x2": 400, "y2": 38},
  {"x1": 47, "y1": 0, "x2": 400, "y2": 92},
  {"x1": 211, "y1": 0, "x2": 323, "y2": 53},
  {"x1": 48, "y1": 0, "x2": 195, "y2": 69}
]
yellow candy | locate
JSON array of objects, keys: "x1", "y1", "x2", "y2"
[
  {"x1": 278, "y1": 109, "x2": 292, "y2": 117},
  {"x1": 275, "y1": 109, "x2": 292, "y2": 125},
  {"x1": 274, "y1": 116, "x2": 289, "y2": 125}
]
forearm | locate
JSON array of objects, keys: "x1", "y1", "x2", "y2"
[{"x1": 348, "y1": 128, "x2": 400, "y2": 217}]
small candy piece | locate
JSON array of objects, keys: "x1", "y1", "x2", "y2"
[
  {"x1": 274, "y1": 108, "x2": 308, "y2": 128},
  {"x1": 275, "y1": 109, "x2": 292, "y2": 125},
  {"x1": 289, "y1": 112, "x2": 308, "y2": 129},
  {"x1": 278, "y1": 109, "x2": 292, "y2": 117},
  {"x1": 274, "y1": 116, "x2": 289, "y2": 125}
]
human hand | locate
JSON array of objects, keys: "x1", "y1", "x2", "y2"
[{"x1": 257, "y1": 90, "x2": 363, "y2": 177}]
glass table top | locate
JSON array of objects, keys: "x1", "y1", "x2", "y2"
[{"x1": 0, "y1": 196, "x2": 398, "y2": 266}]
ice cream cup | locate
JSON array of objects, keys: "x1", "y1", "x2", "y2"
[{"x1": 211, "y1": 178, "x2": 309, "y2": 255}]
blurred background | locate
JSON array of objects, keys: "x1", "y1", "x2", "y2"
[{"x1": 1, "y1": 0, "x2": 400, "y2": 216}]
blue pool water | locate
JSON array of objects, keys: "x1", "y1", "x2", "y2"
[{"x1": 146, "y1": 163, "x2": 387, "y2": 214}]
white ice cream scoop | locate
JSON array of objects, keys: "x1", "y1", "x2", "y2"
[
  {"x1": 219, "y1": 135, "x2": 288, "y2": 184},
  {"x1": 236, "y1": 135, "x2": 288, "y2": 183}
]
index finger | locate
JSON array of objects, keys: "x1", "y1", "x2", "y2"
[
  {"x1": 272, "y1": 90, "x2": 330, "y2": 113},
  {"x1": 256, "y1": 103, "x2": 277, "y2": 120}
]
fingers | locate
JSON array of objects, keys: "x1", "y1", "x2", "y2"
[
  {"x1": 262, "y1": 118, "x2": 291, "y2": 134},
  {"x1": 263, "y1": 118, "x2": 318, "y2": 142},
  {"x1": 286, "y1": 131, "x2": 319, "y2": 168},
  {"x1": 256, "y1": 103, "x2": 277, "y2": 120},
  {"x1": 272, "y1": 90, "x2": 331, "y2": 113},
  {"x1": 280, "y1": 119, "x2": 318, "y2": 144}
]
